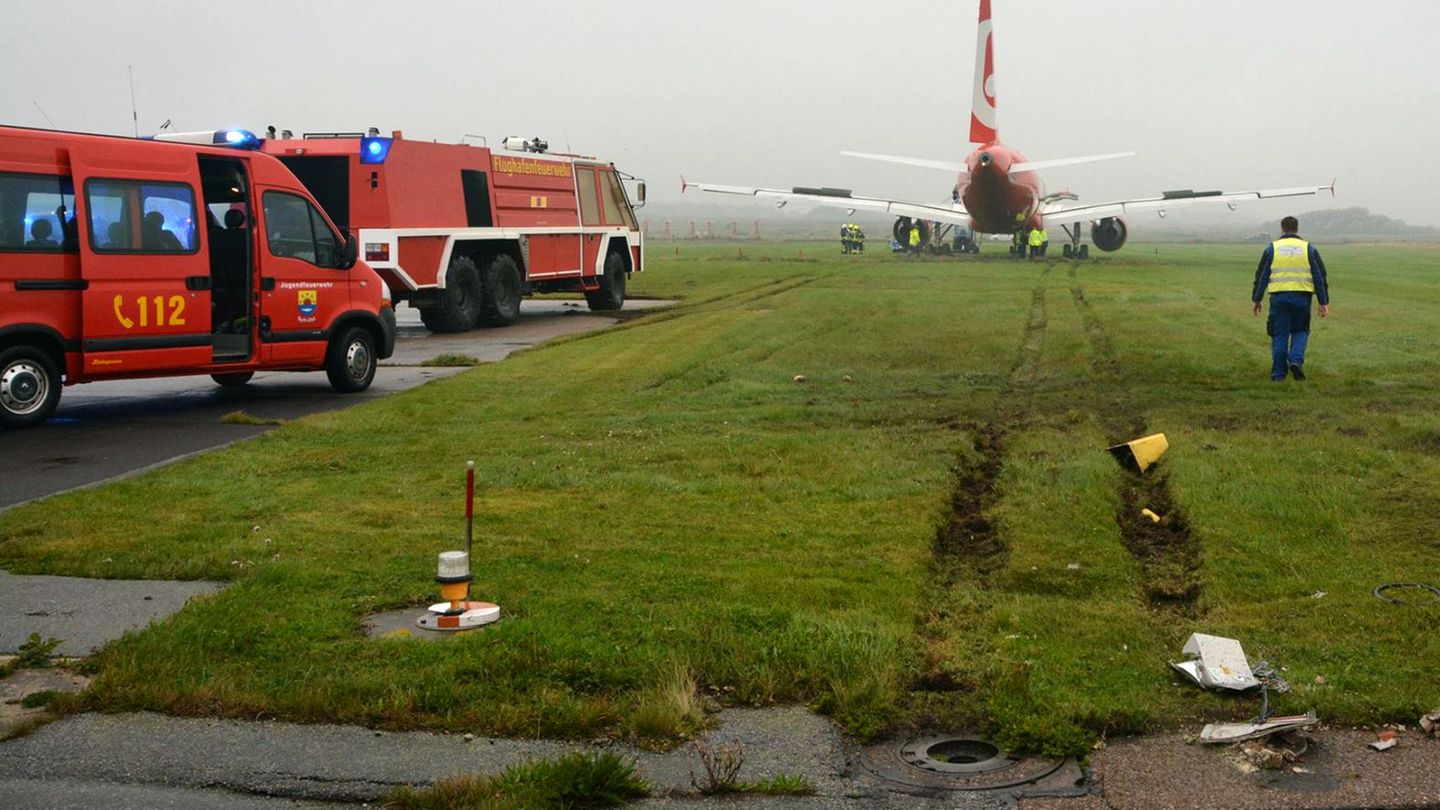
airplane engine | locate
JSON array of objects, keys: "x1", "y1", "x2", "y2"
[
  {"x1": 1091, "y1": 216, "x2": 1128, "y2": 252},
  {"x1": 893, "y1": 217, "x2": 930, "y2": 246}
]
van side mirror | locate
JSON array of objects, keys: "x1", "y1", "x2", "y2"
[
  {"x1": 636, "y1": 182, "x2": 646, "y2": 206},
  {"x1": 339, "y1": 233, "x2": 358, "y2": 269}
]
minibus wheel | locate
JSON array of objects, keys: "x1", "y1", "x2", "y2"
[
  {"x1": 0, "y1": 346, "x2": 62, "y2": 429},
  {"x1": 212, "y1": 372, "x2": 254, "y2": 387},
  {"x1": 326, "y1": 327, "x2": 377, "y2": 393}
]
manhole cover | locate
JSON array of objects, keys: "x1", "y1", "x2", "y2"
[
  {"x1": 902, "y1": 737, "x2": 1013, "y2": 775},
  {"x1": 857, "y1": 733, "x2": 1084, "y2": 796}
]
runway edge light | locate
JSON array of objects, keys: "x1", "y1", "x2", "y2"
[
  {"x1": 416, "y1": 460, "x2": 499, "y2": 632},
  {"x1": 1107, "y1": 433, "x2": 1169, "y2": 474}
]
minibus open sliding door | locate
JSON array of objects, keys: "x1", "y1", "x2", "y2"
[{"x1": 69, "y1": 145, "x2": 214, "y2": 376}]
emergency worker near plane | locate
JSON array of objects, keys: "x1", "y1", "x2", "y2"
[{"x1": 1252, "y1": 215, "x2": 1329, "y2": 381}]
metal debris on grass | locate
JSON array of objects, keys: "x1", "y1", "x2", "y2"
[{"x1": 1171, "y1": 633, "x2": 1261, "y2": 691}]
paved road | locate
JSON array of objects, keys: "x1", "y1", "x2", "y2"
[
  {"x1": 0, "y1": 300, "x2": 669, "y2": 511},
  {"x1": 0, "y1": 708, "x2": 990, "y2": 810}
]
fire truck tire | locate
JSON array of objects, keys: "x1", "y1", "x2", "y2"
[
  {"x1": 326, "y1": 326, "x2": 377, "y2": 393},
  {"x1": 211, "y1": 372, "x2": 254, "y2": 387},
  {"x1": 420, "y1": 255, "x2": 483, "y2": 333},
  {"x1": 585, "y1": 252, "x2": 627, "y2": 312},
  {"x1": 0, "y1": 345, "x2": 62, "y2": 429},
  {"x1": 477, "y1": 255, "x2": 522, "y2": 327}
]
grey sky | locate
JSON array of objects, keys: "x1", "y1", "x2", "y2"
[{"x1": 3, "y1": 1, "x2": 1437, "y2": 226}]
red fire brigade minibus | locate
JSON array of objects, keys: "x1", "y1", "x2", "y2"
[
  {"x1": 262, "y1": 131, "x2": 644, "y2": 333},
  {"x1": 0, "y1": 125, "x2": 396, "y2": 429}
]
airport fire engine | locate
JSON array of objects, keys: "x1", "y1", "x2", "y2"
[
  {"x1": 262, "y1": 131, "x2": 645, "y2": 333},
  {"x1": 0, "y1": 125, "x2": 396, "y2": 429}
]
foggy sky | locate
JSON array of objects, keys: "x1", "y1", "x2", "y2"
[{"x1": 3, "y1": 1, "x2": 1437, "y2": 226}]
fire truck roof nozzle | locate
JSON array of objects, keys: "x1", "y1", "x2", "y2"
[{"x1": 502, "y1": 136, "x2": 548, "y2": 154}]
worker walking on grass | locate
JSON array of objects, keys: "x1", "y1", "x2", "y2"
[
  {"x1": 908, "y1": 222, "x2": 923, "y2": 255},
  {"x1": 1252, "y1": 215, "x2": 1330, "y2": 381},
  {"x1": 1027, "y1": 226, "x2": 1044, "y2": 258}
]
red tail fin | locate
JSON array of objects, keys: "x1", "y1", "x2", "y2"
[{"x1": 970, "y1": 0, "x2": 997, "y2": 144}]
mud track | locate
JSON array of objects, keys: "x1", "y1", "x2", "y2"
[
  {"x1": 932, "y1": 280, "x2": 1048, "y2": 583},
  {"x1": 1068, "y1": 267, "x2": 1204, "y2": 615},
  {"x1": 916, "y1": 274, "x2": 1051, "y2": 694}
]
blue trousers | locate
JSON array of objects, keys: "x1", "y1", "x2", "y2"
[{"x1": 1266, "y1": 292, "x2": 1313, "y2": 379}]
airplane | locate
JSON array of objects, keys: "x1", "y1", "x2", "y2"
[{"x1": 682, "y1": 0, "x2": 1334, "y2": 258}]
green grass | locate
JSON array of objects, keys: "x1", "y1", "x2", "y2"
[
  {"x1": 2, "y1": 241, "x2": 1438, "y2": 754},
  {"x1": 384, "y1": 751, "x2": 648, "y2": 809},
  {"x1": 419, "y1": 353, "x2": 481, "y2": 367}
]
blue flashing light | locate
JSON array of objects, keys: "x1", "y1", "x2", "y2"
[
  {"x1": 360, "y1": 136, "x2": 393, "y2": 164},
  {"x1": 214, "y1": 129, "x2": 261, "y2": 149}
]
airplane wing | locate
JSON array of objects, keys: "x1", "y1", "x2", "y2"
[
  {"x1": 681, "y1": 178, "x2": 969, "y2": 225},
  {"x1": 1041, "y1": 182, "x2": 1335, "y2": 223},
  {"x1": 839, "y1": 151, "x2": 970, "y2": 173},
  {"x1": 841, "y1": 149, "x2": 1134, "y2": 175}
]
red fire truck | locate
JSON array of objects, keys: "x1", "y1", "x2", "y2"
[
  {"x1": 262, "y1": 131, "x2": 645, "y2": 332},
  {"x1": 0, "y1": 125, "x2": 396, "y2": 429}
]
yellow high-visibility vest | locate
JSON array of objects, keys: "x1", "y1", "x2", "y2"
[
  {"x1": 1266, "y1": 237, "x2": 1315, "y2": 294},
  {"x1": 909, "y1": 227, "x2": 922, "y2": 246},
  {"x1": 1027, "y1": 229, "x2": 1044, "y2": 247}
]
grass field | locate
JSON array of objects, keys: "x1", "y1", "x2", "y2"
[{"x1": 2, "y1": 241, "x2": 1438, "y2": 755}]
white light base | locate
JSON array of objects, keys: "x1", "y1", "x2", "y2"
[{"x1": 415, "y1": 601, "x2": 500, "y2": 632}]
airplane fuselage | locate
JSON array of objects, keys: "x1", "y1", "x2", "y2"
[{"x1": 957, "y1": 142, "x2": 1044, "y2": 233}]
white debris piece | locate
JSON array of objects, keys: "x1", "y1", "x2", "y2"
[
  {"x1": 1200, "y1": 711, "x2": 1318, "y2": 744},
  {"x1": 1170, "y1": 633, "x2": 1261, "y2": 691}
]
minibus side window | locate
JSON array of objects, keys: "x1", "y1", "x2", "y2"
[
  {"x1": 262, "y1": 191, "x2": 343, "y2": 269},
  {"x1": 0, "y1": 172, "x2": 78, "y2": 252},
  {"x1": 85, "y1": 180, "x2": 199, "y2": 254}
]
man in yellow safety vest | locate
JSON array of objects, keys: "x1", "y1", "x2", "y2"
[
  {"x1": 1027, "y1": 226, "x2": 1045, "y2": 258},
  {"x1": 1251, "y1": 215, "x2": 1330, "y2": 381},
  {"x1": 908, "y1": 223, "x2": 923, "y2": 255}
]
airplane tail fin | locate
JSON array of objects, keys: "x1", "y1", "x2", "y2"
[{"x1": 970, "y1": 0, "x2": 997, "y2": 144}]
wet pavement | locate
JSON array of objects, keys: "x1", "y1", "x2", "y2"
[
  {"x1": 0, "y1": 299, "x2": 671, "y2": 511},
  {"x1": 0, "y1": 570, "x2": 224, "y2": 656},
  {"x1": 7, "y1": 706, "x2": 1435, "y2": 809}
]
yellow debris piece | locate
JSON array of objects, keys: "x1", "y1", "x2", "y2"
[{"x1": 1107, "y1": 433, "x2": 1169, "y2": 473}]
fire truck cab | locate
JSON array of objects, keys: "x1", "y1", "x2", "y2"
[
  {"x1": 263, "y1": 131, "x2": 644, "y2": 333},
  {"x1": 0, "y1": 125, "x2": 396, "y2": 429}
]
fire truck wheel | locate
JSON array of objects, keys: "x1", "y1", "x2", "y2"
[
  {"x1": 326, "y1": 326, "x2": 377, "y2": 393},
  {"x1": 585, "y1": 252, "x2": 627, "y2": 312},
  {"x1": 477, "y1": 255, "x2": 522, "y2": 327},
  {"x1": 211, "y1": 372, "x2": 254, "y2": 387},
  {"x1": 420, "y1": 256, "x2": 483, "y2": 333},
  {"x1": 0, "y1": 345, "x2": 62, "y2": 429}
]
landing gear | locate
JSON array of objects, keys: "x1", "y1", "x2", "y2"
[{"x1": 1059, "y1": 220, "x2": 1090, "y2": 260}]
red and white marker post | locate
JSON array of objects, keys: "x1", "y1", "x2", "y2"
[{"x1": 417, "y1": 461, "x2": 500, "y2": 631}]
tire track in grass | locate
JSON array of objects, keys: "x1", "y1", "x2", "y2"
[
  {"x1": 635, "y1": 276, "x2": 835, "y2": 391},
  {"x1": 1068, "y1": 266, "x2": 1204, "y2": 616},
  {"x1": 919, "y1": 269, "x2": 1050, "y2": 691},
  {"x1": 557, "y1": 275, "x2": 831, "y2": 358}
]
